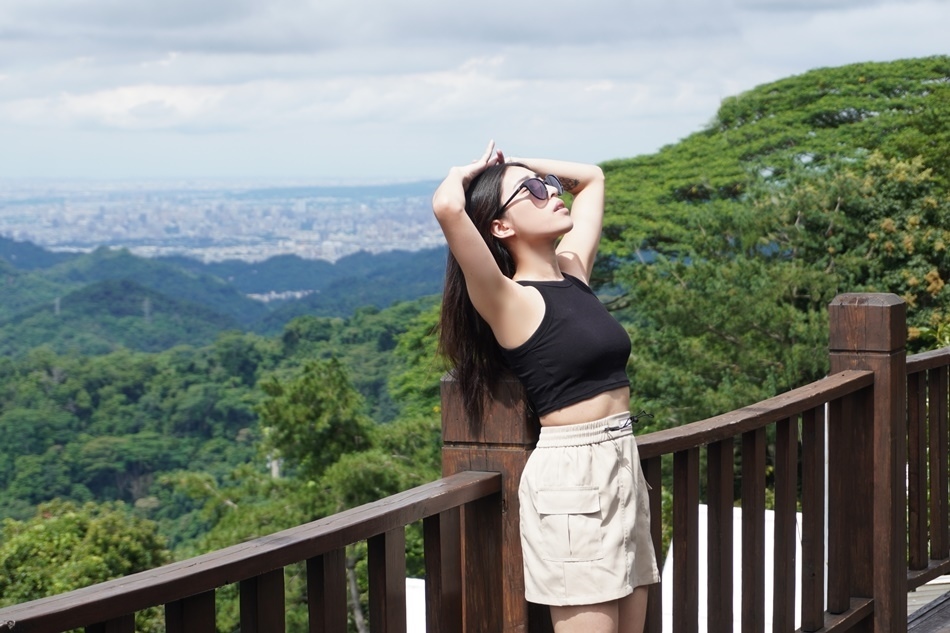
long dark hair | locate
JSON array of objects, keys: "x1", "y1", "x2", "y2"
[{"x1": 437, "y1": 162, "x2": 521, "y2": 423}]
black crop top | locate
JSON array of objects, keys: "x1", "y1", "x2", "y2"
[{"x1": 499, "y1": 273, "x2": 631, "y2": 416}]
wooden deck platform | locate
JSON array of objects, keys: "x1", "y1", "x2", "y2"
[{"x1": 909, "y1": 577, "x2": 950, "y2": 633}]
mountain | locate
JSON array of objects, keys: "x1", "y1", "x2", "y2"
[
  {"x1": 0, "y1": 236, "x2": 79, "y2": 270},
  {"x1": 39, "y1": 247, "x2": 270, "y2": 327},
  {"x1": 592, "y1": 55, "x2": 950, "y2": 427},
  {"x1": 254, "y1": 247, "x2": 447, "y2": 333},
  {"x1": 157, "y1": 254, "x2": 339, "y2": 295},
  {"x1": 0, "y1": 239, "x2": 448, "y2": 354},
  {"x1": 598, "y1": 55, "x2": 950, "y2": 267},
  {"x1": 0, "y1": 279, "x2": 239, "y2": 356}
]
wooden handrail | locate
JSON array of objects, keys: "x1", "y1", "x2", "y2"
[
  {"x1": 636, "y1": 369, "x2": 873, "y2": 458},
  {"x1": 907, "y1": 346, "x2": 950, "y2": 373},
  {"x1": 0, "y1": 470, "x2": 501, "y2": 633}
]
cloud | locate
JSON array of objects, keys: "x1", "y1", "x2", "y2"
[
  {"x1": 0, "y1": 0, "x2": 751, "y2": 68},
  {"x1": 0, "y1": 0, "x2": 947, "y2": 179},
  {"x1": 735, "y1": 0, "x2": 889, "y2": 10}
]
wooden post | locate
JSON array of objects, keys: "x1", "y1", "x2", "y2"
[
  {"x1": 828, "y1": 293, "x2": 907, "y2": 633},
  {"x1": 441, "y1": 375, "x2": 552, "y2": 633}
]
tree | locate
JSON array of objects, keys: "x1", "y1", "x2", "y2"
[
  {"x1": 619, "y1": 151, "x2": 950, "y2": 427},
  {"x1": 257, "y1": 358, "x2": 374, "y2": 482},
  {"x1": 0, "y1": 500, "x2": 169, "y2": 632},
  {"x1": 387, "y1": 303, "x2": 444, "y2": 420},
  {"x1": 600, "y1": 56, "x2": 950, "y2": 269}
]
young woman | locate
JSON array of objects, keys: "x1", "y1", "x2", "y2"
[{"x1": 432, "y1": 141, "x2": 659, "y2": 633}]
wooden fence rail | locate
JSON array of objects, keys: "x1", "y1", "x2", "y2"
[
  {"x1": 0, "y1": 471, "x2": 501, "y2": 633},
  {"x1": 907, "y1": 348, "x2": 950, "y2": 591},
  {"x1": 636, "y1": 368, "x2": 874, "y2": 633}
]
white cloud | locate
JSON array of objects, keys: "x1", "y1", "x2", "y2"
[{"x1": 0, "y1": 0, "x2": 947, "y2": 179}]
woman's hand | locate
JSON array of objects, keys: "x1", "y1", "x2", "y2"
[
  {"x1": 457, "y1": 140, "x2": 504, "y2": 188},
  {"x1": 433, "y1": 140, "x2": 504, "y2": 216}
]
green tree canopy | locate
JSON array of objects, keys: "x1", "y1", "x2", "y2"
[
  {"x1": 257, "y1": 358, "x2": 374, "y2": 482},
  {"x1": 0, "y1": 500, "x2": 169, "y2": 631},
  {"x1": 593, "y1": 56, "x2": 950, "y2": 427},
  {"x1": 622, "y1": 151, "x2": 950, "y2": 428}
]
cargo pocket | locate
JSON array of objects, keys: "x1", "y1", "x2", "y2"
[{"x1": 535, "y1": 486, "x2": 604, "y2": 562}]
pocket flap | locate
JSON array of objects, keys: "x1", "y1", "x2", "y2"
[{"x1": 535, "y1": 487, "x2": 601, "y2": 515}]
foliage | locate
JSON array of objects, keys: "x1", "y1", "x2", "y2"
[
  {"x1": 0, "y1": 292, "x2": 437, "y2": 521},
  {"x1": 0, "y1": 290, "x2": 444, "y2": 629},
  {"x1": 0, "y1": 243, "x2": 448, "y2": 354},
  {"x1": 277, "y1": 297, "x2": 440, "y2": 422},
  {"x1": 600, "y1": 55, "x2": 950, "y2": 264},
  {"x1": 623, "y1": 150, "x2": 950, "y2": 427},
  {"x1": 386, "y1": 303, "x2": 445, "y2": 420},
  {"x1": 0, "y1": 342, "x2": 263, "y2": 519},
  {"x1": 257, "y1": 358, "x2": 374, "y2": 482},
  {"x1": 604, "y1": 56, "x2": 950, "y2": 427},
  {"x1": 0, "y1": 500, "x2": 169, "y2": 632}
]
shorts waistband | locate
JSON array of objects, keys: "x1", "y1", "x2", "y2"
[{"x1": 535, "y1": 412, "x2": 633, "y2": 448}]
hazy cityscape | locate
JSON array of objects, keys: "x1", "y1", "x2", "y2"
[{"x1": 0, "y1": 179, "x2": 445, "y2": 263}]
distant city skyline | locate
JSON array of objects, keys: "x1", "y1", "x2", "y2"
[
  {"x1": 0, "y1": 180, "x2": 444, "y2": 263},
  {"x1": 1, "y1": 1, "x2": 948, "y2": 181}
]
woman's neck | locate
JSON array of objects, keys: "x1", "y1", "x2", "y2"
[{"x1": 512, "y1": 250, "x2": 562, "y2": 282}]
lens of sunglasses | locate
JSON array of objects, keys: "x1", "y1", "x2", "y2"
[
  {"x1": 523, "y1": 175, "x2": 563, "y2": 200},
  {"x1": 522, "y1": 178, "x2": 549, "y2": 200},
  {"x1": 497, "y1": 174, "x2": 564, "y2": 215}
]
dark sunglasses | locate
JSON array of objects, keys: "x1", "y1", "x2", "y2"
[{"x1": 497, "y1": 174, "x2": 563, "y2": 215}]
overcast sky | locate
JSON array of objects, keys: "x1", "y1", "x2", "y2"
[{"x1": 1, "y1": 0, "x2": 947, "y2": 182}]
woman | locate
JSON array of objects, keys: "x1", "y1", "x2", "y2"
[{"x1": 432, "y1": 141, "x2": 659, "y2": 633}]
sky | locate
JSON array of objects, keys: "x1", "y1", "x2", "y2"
[{"x1": 1, "y1": 0, "x2": 948, "y2": 183}]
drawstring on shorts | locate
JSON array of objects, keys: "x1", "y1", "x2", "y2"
[
  {"x1": 602, "y1": 410, "x2": 652, "y2": 477},
  {"x1": 604, "y1": 409, "x2": 653, "y2": 432}
]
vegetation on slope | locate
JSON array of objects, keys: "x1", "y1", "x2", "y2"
[
  {"x1": 599, "y1": 55, "x2": 950, "y2": 428},
  {"x1": 0, "y1": 241, "x2": 448, "y2": 355}
]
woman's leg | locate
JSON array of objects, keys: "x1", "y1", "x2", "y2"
[
  {"x1": 550, "y1": 600, "x2": 619, "y2": 633},
  {"x1": 549, "y1": 587, "x2": 649, "y2": 633},
  {"x1": 618, "y1": 586, "x2": 649, "y2": 633}
]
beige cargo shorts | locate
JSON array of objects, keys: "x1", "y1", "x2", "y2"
[{"x1": 518, "y1": 412, "x2": 660, "y2": 606}]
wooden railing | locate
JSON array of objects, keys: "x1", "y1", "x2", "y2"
[
  {"x1": 906, "y1": 345, "x2": 950, "y2": 594},
  {"x1": 0, "y1": 471, "x2": 501, "y2": 633},
  {"x1": 2, "y1": 292, "x2": 949, "y2": 633}
]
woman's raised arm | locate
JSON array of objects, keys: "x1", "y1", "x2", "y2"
[{"x1": 431, "y1": 140, "x2": 517, "y2": 324}]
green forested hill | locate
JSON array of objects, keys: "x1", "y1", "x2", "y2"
[
  {"x1": 41, "y1": 247, "x2": 270, "y2": 327},
  {"x1": 255, "y1": 247, "x2": 448, "y2": 332},
  {"x1": 159, "y1": 253, "x2": 339, "y2": 294},
  {"x1": 598, "y1": 55, "x2": 950, "y2": 427},
  {"x1": 600, "y1": 55, "x2": 950, "y2": 258},
  {"x1": 0, "y1": 242, "x2": 448, "y2": 355},
  {"x1": 159, "y1": 246, "x2": 449, "y2": 328},
  {"x1": 0, "y1": 236, "x2": 78, "y2": 270},
  {"x1": 0, "y1": 246, "x2": 266, "y2": 328},
  {"x1": 0, "y1": 279, "x2": 241, "y2": 356}
]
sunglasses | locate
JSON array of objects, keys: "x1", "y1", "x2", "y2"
[{"x1": 497, "y1": 174, "x2": 564, "y2": 215}]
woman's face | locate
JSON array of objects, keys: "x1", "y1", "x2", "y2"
[{"x1": 497, "y1": 166, "x2": 572, "y2": 239}]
